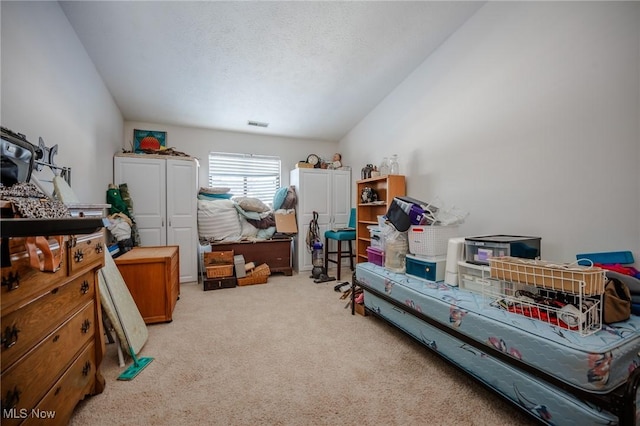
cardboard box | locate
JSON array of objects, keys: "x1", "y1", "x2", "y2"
[{"x1": 275, "y1": 211, "x2": 297, "y2": 234}]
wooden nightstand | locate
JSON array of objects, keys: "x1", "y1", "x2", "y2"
[{"x1": 114, "y1": 246, "x2": 179, "y2": 324}]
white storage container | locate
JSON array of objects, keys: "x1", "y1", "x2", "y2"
[
  {"x1": 408, "y1": 225, "x2": 459, "y2": 257},
  {"x1": 458, "y1": 261, "x2": 502, "y2": 294},
  {"x1": 367, "y1": 225, "x2": 384, "y2": 249}
]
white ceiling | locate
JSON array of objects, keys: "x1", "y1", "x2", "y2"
[{"x1": 60, "y1": 1, "x2": 484, "y2": 142}]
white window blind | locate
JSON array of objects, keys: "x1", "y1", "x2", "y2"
[{"x1": 208, "y1": 152, "x2": 281, "y2": 205}]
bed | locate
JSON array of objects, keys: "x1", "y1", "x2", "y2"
[
  {"x1": 354, "y1": 262, "x2": 640, "y2": 425},
  {"x1": 197, "y1": 186, "x2": 296, "y2": 276}
]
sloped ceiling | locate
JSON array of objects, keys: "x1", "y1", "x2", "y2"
[{"x1": 60, "y1": 1, "x2": 483, "y2": 141}]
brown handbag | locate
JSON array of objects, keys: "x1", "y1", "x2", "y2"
[{"x1": 602, "y1": 278, "x2": 632, "y2": 324}]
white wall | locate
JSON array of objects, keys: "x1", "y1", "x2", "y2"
[
  {"x1": 122, "y1": 121, "x2": 339, "y2": 189},
  {"x1": 340, "y1": 1, "x2": 640, "y2": 263},
  {"x1": 1, "y1": 1, "x2": 123, "y2": 203}
]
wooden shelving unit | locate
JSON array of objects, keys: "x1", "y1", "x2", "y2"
[{"x1": 356, "y1": 174, "x2": 406, "y2": 264}]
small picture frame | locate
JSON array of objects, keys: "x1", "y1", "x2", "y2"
[{"x1": 133, "y1": 129, "x2": 166, "y2": 153}]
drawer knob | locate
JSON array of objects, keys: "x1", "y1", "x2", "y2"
[
  {"x1": 80, "y1": 280, "x2": 90, "y2": 294},
  {"x1": 1, "y1": 325, "x2": 20, "y2": 349},
  {"x1": 94, "y1": 242, "x2": 103, "y2": 254},
  {"x1": 1, "y1": 271, "x2": 20, "y2": 291},
  {"x1": 82, "y1": 361, "x2": 92, "y2": 376},
  {"x1": 74, "y1": 249, "x2": 84, "y2": 263},
  {"x1": 1, "y1": 386, "x2": 21, "y2": 410},
  {"x1": 81, "y1": 319, "x2": 91, "y2": 333}
]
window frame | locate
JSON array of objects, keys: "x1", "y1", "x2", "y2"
[{"x1": 207, "y1": 152, "x2": 281, "y2": 206}]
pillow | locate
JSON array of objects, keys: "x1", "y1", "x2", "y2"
[
  {"x1": 197, "y1": 199, "x2": 242, "y2": 241},
  {"x1": 280, "y1": 186, "x2": 297, "y2": 210},
  {"x1": 233, "y1": 196, "x2": 271, "y2": 213},
  {"x1": 272, "y1": 187, "x2": 289, "y2": 210},
  {"x1": 256, "y1": 226, "x2": 276, "y2": 240},
  {"x1": 238, "y1": 215, "x2": 259, "y2": 239},
  {"x1": 198, "y1": 193, "x2": 233, "y2": 200},
  {"x1": 200, "y1": 187, "x2": 230, "y2": 194},
  {"x1": 234, "y1": 203, "x2": 262, "y2": 221}
]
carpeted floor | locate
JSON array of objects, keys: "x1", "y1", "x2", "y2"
[{"x1": 70, "y1": 269, "x2": 537, "y2": 425}]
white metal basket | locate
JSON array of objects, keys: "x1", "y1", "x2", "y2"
[
  {"x1": 486, "y1": 257, "x2": 605, "y2": 336},
  {"x1": 408, "y1": 225, "x2": 459, "y2": 257},
  {"x1": 484, "y1": 278, "x2": 602, "y2": 336}
]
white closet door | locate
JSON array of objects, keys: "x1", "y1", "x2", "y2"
[
  {"x1": 296, "y1": 169, "x2": 331, "y2": 272},
  {"x1": 166, "y1": 158, "x2": 198, "y2": 283},
  {"x1": 114, "y1": 157, "x2": 166, "y2": 246},
  {"x1": 290, "y1": 168, "x2": 351, "y2": 272},
  {"x1": 331, "y1": 170, "x2": 352, "y2": 227}
]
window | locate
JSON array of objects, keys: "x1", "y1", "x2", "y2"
[{"x1": 208, "y1": 152, "x2": 281, "y2": 205}]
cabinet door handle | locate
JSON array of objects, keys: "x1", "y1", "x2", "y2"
[
  {"x1": 81, "y1": 319, "x2": 91, "y2": 334},
  {"x1": 1, "y1": 386, "x2": 21, "y2": 410},
  {"x1": 82, "y1": 361, "x2": 92, "y2": 376},
  {"x1": 1, "y1": 325, "x2": 20, "y2": 349}
]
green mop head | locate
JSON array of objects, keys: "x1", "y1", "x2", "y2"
[{"x1": 118, "y1": 355, "x2": 154, "y2": 381}]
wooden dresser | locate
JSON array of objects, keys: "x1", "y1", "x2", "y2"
[
  {"x1": 114, "y1": 246, "x2": 179, "y2": 324},
  {"x1": 1, "y1": 229, "x2": 106, "y2": 425}
]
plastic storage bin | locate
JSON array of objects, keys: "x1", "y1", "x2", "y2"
[
  {"x1": 367, "y1": 225, "x2": 384, "y2": 249},
  {"x1": 458, "y1": 261, "x2": 501, "y2": 294},
  {"x1": 406, "y1": 254, "x2": 446, "y2": 282},
  {"x1": 408, "y1": 225, "x2": 459, "y2": 257},
  {"x1": 464, "y1": 235, "x2": 541, "y2": 265},
  {"x1": 366, "y1": 246, "x2": 385, "y2": 266}
]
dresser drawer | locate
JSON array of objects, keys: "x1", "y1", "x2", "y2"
[
  {"x1": 1, "y1": 302, "x2": 95, "y2": 421},
  {"x1": 1, "y1": 270, "x2": 95, "y2": 371},
  {"x1": 67, "y1": 232, "x2": 105, "y2": 276},
  {"x1": 23, "y1": 343, "x2": 96, "y2": 426},
  {"x1": 1, "y1": 238, "x2": 68, "y2": 314}
]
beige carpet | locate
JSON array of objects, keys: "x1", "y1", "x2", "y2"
[{"x1": 71, "y1": 269, "x2": 537, "y2": 425}]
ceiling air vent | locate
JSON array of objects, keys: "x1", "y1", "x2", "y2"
[{"x1": 247, "y1": 120, "x2": 269, "y2": 128}]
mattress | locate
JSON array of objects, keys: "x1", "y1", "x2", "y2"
[{"x1": 356, "y1": 262, "x2": 640, "y2": 395}]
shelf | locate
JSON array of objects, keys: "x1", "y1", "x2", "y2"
[{"x1": 355, "y1": 174, "x2": 406, "y2": 264}]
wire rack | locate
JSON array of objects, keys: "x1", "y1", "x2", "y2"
[
  {"x1": 484, "y1": 281, "x2": 602, "y2": 336},
  {"x1": 485, "y1": 257, "x2": 605, "y2": 336}
]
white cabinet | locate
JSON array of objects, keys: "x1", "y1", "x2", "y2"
[
  {"x1": 289, "y1": 168, "x2": 351, "y2": 272},
  {"x1": 113, "y1": 154, "x2": 198, "y2": 283}
]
